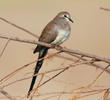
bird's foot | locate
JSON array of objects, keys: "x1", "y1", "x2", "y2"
[{"x1": 51, "y1": 44, "x2": 63, "y2": 52}]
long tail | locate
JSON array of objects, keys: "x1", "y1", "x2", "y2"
[{"x1": 27, "y1": 47, "x2": 48, "y2": 97}]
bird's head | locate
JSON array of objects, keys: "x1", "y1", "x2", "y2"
[{"x1": 55, "y1": 11, "x2": 73, "y2": 23}]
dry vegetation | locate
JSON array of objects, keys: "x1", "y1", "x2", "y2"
[{"x1": 0, "y1": 7, "x2": 110, "y2": 100}]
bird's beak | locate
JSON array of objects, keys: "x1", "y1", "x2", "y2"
[{"x1": 68, "y1": 17, "x2": 73, "y2": 23}]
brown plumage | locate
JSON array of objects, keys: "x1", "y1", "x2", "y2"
[{"x1": 27, "y1": 11, "x2": 73, "y2": 97}]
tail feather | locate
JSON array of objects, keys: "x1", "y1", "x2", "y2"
[
  {"x1": 27, "y1": 48, "x2": 48, "y2": 97},
  {"x1": 33, "y1": 45, "x2": 45, "y2": 54}
]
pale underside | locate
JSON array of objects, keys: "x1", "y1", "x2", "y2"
[{"x1": 51, "y1": 29, "x2": 70, "y2": 45}]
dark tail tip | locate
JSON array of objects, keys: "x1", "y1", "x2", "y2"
[
  {"x1": 27, "y1": 91, "x2": 30, "y2": 98},
  {"x1": 33, "y1": 48, "x2": 38, "y2": 54}
]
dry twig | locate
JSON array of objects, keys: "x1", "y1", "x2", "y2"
[
  {"x1": 0, "y1": 34, "x2": 110, "y2": 65},
  {"x1": 100, "y1": 7, "x2": 110, "y2": 11},
  {"x1": 0, "y1": 39, "x2": 10, "y2": 58},
  {"x1": 0, "y1": 15, "x2": 110, "y2": 100},
  {"x1": 0, "y1": 17, "x2": 39, "y2": 38}
]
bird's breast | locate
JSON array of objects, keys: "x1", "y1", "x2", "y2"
[{"x1": 51, "y1": 29, "x2": 70, "y2": 45}]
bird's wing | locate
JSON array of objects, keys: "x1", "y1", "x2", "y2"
[
  {"x1": 39, "y1": 21, "x2": 58, "y2": 43},
  {"x1": 33, "y1": 21, "x2": 58, "y2": 53}
]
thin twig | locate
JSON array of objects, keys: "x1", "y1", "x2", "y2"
[
  {"x1": 0, "y1": 34, "x2": 110, "y2": 65},
  {"x1": 29, "y1": 74, "x2": 45, "y2": 100},
  {"x1": 0, "y1": 59, "x2": 36, "y2": 85},
  {"x1": 0, "y1": 34, "x2": 51, "y2": 47},
  {"x1": 65, "y1": 53, "x2": 110, "y2": 74},
  {"x1": 30, "y1": 86, "x2": 109, "y2": 99},
  {"x1": 78, "y1": 90, "x2": 104, "y2": 99},
  {"x1": 32, "y1": 61, "x2": 89, "y2": 92},
  {"x1": 2, "y1": 61, "x2": 85, "y2": 93},
  {"x1": 0, "y1": 17, "x2": 39, "y2": 38},
  {"x1": 42, "y1": 94, "x2": 61, "y2": 100},
  {"x1": 0, "y1": 15, "x2": 109, "y2": 100},
  {"x1": 100, "y1": 7, "x2": 110, "y2": 11},
  {"x1": 89, "y1": 64, "x2": 110, "y2": 86},
  {"x1": 0, "y1": 86, "x2": 109, "y2": 99},
  {"x1": 38, "y1": 67, "x2": 69, "y2": 88},
  {"x1": 0, "y1": 39, "x2": 10, "y2": 58},
  {"x1": 0, "y1": 51, "x2": 61, "y2": 85},
  {"x1": 32, "y1": 86, "x2": 110, "y2": 97},
  {"x1": 62, "y1": 47, "x2": 110, "y2": 64},
  {"x1": 1, "y1": 63, "x2": 75, "y2": 88},
  {"x1": 103, "y1": 89, "x2": 110, "y2": 100}
]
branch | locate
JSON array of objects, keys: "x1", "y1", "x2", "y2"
[
  {"x1": 0, "y1": 34, "x2": 110, "y2": 64},
  {"x1": 64, "y1": 53, "x2": 110, "y2": 74},
  {"x1": 0, "y1": 51, "x2": 62, "y2": 85},
  {"x1": 62, "y1": 47, "x2": 110, "y2": 64},
  {"x1": 0, "y1": 17, "x2": 39, "y2": 38},
  {"x1": 0, "y1": 39, "x2": 10, "y2": 58},
  {"x1": 100, "y1": 7, "x2": 110, "y2": 11},
  {"x1": 0, "y1": 16, "x2": 109, "y2": 100},
  {"x1": 0, "y1": 34, "x2": 110, "y2": 68},
  {"x1": 32, "y1": 61, "x2": 91, "y2": 93},
  {"x1": 2, "y1": 60, "x2": 87, "y2": 88},
  {"x1": 89, "y1": 64, "x2": 110, "y2": 85},
  {"x1": 0, "y1": 34, "x2": 51, "y2": 47},
  {"x1": 30, "y1": 86, "x2": 109, "y2": 98}
]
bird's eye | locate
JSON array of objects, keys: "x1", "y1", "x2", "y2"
[{"x1": 64, "y1": 15, "x2": 67, "y2": 18}]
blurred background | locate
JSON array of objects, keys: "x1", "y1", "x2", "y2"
[{"x1": 0, "y1": 0, "x2": 110, "y2": 100}]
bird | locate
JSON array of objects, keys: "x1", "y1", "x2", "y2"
[{"x1": 27, "y1": 11, "x2": 73, "y2": 97}]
